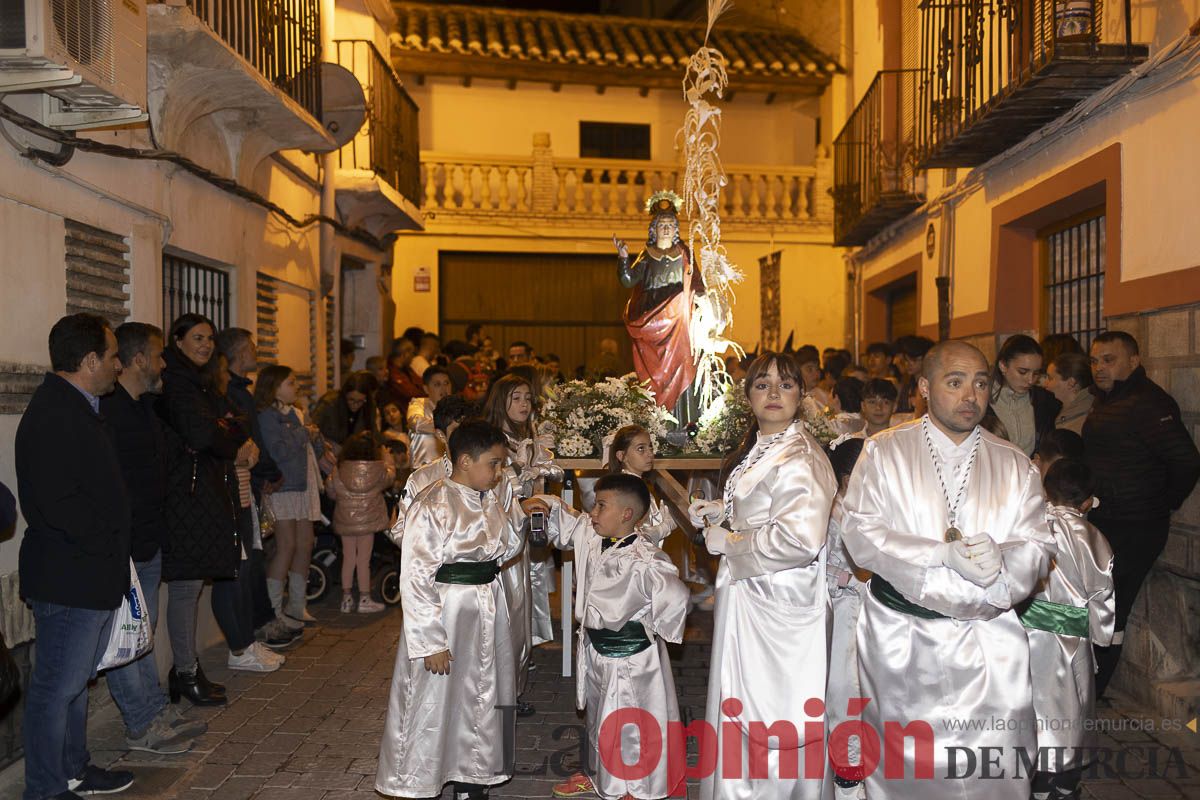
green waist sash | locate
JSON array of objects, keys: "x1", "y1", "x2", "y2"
[
  {"x1": 586, "y1": 620, "x2": 652, "y2": 658},
  {"x1": 1018, "y1": 598, "x2": 1089, "y2": 638},
  {"x1": 435, "y1": 560, "x2": 500, "y2": 585},
  {"x1": 869, "y1": 576, "x2": 948, "y2": 620}
]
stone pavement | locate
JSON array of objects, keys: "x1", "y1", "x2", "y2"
[{"x1": 1, "y1": 593, "x2": 1198, "y2": 799}]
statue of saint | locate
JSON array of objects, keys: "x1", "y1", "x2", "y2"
[{"x1": 613, "y1": 192, "x2": 706, "y2": 415}]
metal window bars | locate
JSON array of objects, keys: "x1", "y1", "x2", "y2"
[
  {"x1": 1046, "y1": 214, "x2": 1106, "y2": 350},
  {"x1": 184, "y1": 0, "x2": 323, "y2": 123},
  {"x1": 333, "y1": 39, "x2": 421, "y2": 205},
  {"x1": 163, "y1": 254, "x2": 230, "y2": 330}
]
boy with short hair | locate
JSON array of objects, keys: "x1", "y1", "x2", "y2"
[
  {"x1": 407, "y1": 365, "x2": 455, "y2": 469},
  {"x1": 861, "y1": 377, "x2": 898, "y2": 436},
  {"x1": 376, "y1": 421, "x2": 545, "y2": 800},
  {"x1": 387, "y1": 395, "x2": 477, "y2": 545},
  {"x1": 541, "y1": 474, "x2": 689, "y2": 800},
  {"x1": 1032, "y1": 428, "x2": 1084, "y2": 474},
  {"x1": 1025, "y1": 458, "x2": 1115, "y2": 800}
]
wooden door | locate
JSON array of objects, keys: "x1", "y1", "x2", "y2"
[{"x1": 438, "y1": 251, "x2": 634, "y2": 380}]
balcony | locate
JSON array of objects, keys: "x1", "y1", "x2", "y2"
[
  {"x1": 915, "y1": 0, "x2": 1148, "y2": 168},
  {"x1": 418, "y1": 136, "x2": 833, "y2": 236},
  {"x1": 333, "y1": 40, "x2": 423, "y2": 237},
  {"x1": 147, "y1": 0, "x2": 333, "y2": 184},
  {"x1": 834, "y1": 69, "x2": 926, "y2": 247}
]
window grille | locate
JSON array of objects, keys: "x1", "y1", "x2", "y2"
[
  {"x1": 1044, "y1": 213, "x2": 1105, "y2": 350},
  {"x1": 163, "y1": 253, "x2": 229, "y2": 329}
]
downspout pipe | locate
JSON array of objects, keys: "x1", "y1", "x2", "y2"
[{"x1": 319, "y1": 0, "x2": 338, "y2": 387}]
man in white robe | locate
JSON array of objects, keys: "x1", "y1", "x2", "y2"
[{"x1": 842, "y1": 340, "x2": 1055, "y2": 800}]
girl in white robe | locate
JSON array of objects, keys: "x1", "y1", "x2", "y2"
[
  {"x1": 609, "y1": 424, "x2": 677, "y2": 546},
  {"x1": 692, "y1": 353, "x2": 837, "y2": 800},
  {"x1": 541, "y1": 474, "x2": 690, "y2": 800}
]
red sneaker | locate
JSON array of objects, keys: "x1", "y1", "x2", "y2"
[{"x1": 551, "y1": 773, "x2": 596, "y2": 798}]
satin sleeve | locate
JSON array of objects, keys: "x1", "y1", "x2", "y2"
[
  {"x1": 530, "y1": 432, "x2": 564, "y2": 482},
  {"x1": 407, "y1": 398, "x2": 435, "y2": 436},
  {"x1": 1083, "y1": 524, "x2": 1117, "y2": 646},
  {"x1": 499, "y1": 482, "x2": 529, "y2": 563},
  {"x1": 580, "y1": 545, "x2": 689, "y2": 644},
  {"x1": 399, "y1": 500, "x2": 449, "y2": 658},
  {"x1": 538, "y1": 494, "x2": 588, "y2": 550},
  {"x1": 723, "y1": 449, "x2": 836, "y2": 581}
]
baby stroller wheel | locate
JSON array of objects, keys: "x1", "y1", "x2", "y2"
[
  {"x1": 308, "y1": 546, "x2": 338, "y2": 602},
  {"x1": 374, "y1": 567, "x2": 402, "y2": 606}
]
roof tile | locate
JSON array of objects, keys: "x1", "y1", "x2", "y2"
[{"x1": 391, "y1": 2, "x2": 841, "y2": 81}]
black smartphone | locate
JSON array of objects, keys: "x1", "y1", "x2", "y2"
[{"x1": 528, "y1": 511, "x2": 547, "y2": 546}]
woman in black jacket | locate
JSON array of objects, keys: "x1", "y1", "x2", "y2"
[{"x1": 158, "y1": 313, "x2": 254, "y2": 705}]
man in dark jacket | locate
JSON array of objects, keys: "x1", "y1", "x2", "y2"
[
  {"x1": 16, "y1": 313, "x2": 135, "y2": 799},
  {"x1": 102, "y1": 323, "x2": 207, "y2": 754},
  {"x1": 1083, "y1": 330, "x2": 1200, "y2": 696}
]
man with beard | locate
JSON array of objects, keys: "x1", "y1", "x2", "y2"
[{"x1": 842, "y1": 340, "x2": 1056, "y2": 800}]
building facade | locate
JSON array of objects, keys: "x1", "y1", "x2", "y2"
[
  {"x1": 385, "y1": 2, "x2": 849, "y2": 372},
  {"x1": 0, "y1": 0, "x2": 420, "y2": 763}
]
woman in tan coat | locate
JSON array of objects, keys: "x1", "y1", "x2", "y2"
[{"x1": 326, "y1": 432, "x2": 395, "y2": 613}]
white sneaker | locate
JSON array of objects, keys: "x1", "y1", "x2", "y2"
[
  {"x1": 251, "y1": 641, "x2": 285, "y2": 667},
  {"x1": 357, "y1": 597, "x2": 385, "y2": 614},
  {"x1": 228, "y1": 646, "x2": 280, "y2": 672},
  {"x1": 340, "y1": 594, "x2": 356, "y2": 613}
]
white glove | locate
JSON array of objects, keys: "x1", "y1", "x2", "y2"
[
  {"x1": 688, "y1": 499, "x2": 724, "y2": 528},
  {"x1": 940, "y1": 535, "x2": 1001, "y2": 587},
  {"x1": 703, "y1": 525, "x2": 730, "y2": 556}
]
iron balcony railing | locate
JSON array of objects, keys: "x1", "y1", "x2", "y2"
[
  {"x1": 914, "y1": 0, "x2": 1136, "y2": 166},
  {"x1": 185, "y1": 0, "x2": 322, "y2": 122},
  {"x1": 334, "y1": 40, "x2": 421, "y2": 205},
  {"x1": 833, "y1": 69, "x2": 925, "y2": 247}
]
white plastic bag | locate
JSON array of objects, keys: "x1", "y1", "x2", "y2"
[{"x1": 96, "y1": 560, "x2": 153, "y2": 671}]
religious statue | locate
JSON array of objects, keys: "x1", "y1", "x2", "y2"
[{"x1": 613, "y1": 191, "x2": 707, "y2": 415}]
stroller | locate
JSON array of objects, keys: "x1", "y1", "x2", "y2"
[{"x1": 306, "y1": 488, "x2": 402, "y2": 606}]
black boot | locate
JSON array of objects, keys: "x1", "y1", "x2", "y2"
[
  {"x1": 169, "y1": 664, "x2": 227, "y2": 706},
  {"x1": 194, "y1": 662, "x2": 226, "y2": 699}
]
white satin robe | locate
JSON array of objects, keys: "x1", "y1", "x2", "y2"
[
  {"x1": 824, "y1": 496, "x2": 869, "y2": 789},
  {"x1": 376, "y1": 477, "x2": 527, "y2": 798},
  {"x1": 1028, "y1": 504, "x2": 1115, "y2": 767},
  {"x1": 406, "y1": 397, "x2": 442, "y2": 469},
  {"x1": 386, "y1": 455, "x2": 452, "y2": 545},
  {"x1": 700, "y1": 421, "x2": 836, "y2": 800},
  {"x1": 841, "y1": 419, "x2": 1055, "y2": 800},
  {"x1": 542, "y1": 497, "x2": 691, "y2": 799},
  {"x1": 502, "y1": 431, "x2": 564, "y2": 666}
]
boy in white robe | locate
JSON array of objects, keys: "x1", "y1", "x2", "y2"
[
  {"x1": 376, "y1": 421, "x2": 547, "y2": 800},
  {"x1": 541, "y1": 474, "x2": 690, "y2": 800},
  {"x1": 1026, "y1": 459, "x2": 1115, "y2": 800}
]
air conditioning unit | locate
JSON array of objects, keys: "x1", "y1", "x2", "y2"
[{"x1": 0, "y1": 0, "x2": 148, "y2": 129}]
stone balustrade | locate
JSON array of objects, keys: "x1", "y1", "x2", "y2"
[{"x1": 419, "y1": 142, "x2": 832, "y2": 230}]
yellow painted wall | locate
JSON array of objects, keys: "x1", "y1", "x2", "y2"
[{"x1": 408, "y1": 79, "x2": 819, "y2": 168}]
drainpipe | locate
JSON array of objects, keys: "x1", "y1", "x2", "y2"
[
  {"x1": 935, "y1": 169, "x2": 957, "y2": 342},
  {"x1": 319, "y1": 0, "x2": 338, "y2": 387}
]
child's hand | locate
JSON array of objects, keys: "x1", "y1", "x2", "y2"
[
  {"x1": 520, "y1": 497, "x2": 549, "y2": 516},
  {"x1": 423, "y1": 650, "x2": 452, "y2": 675}
]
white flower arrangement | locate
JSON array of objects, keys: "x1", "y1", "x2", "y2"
[
  {"x1": 540, "y1": 374, "x2": 675, "y2": 459},
  {"x1": 689, "y1": 379, "x2": 751, "y2": 455}
]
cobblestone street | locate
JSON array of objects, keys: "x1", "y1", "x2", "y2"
[{"x1": 1, "y1": 594, "x2": 1198, "y2": 799}]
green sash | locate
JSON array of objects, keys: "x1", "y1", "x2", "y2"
[
  {"x1": 869, "y1": 576, "x2": 948, "y2": 620},
  {"x1": 586, "y1": 620, "x2": 652, "y2": 658},
  {"x1": 1018, "y1": 598, "x2": 1089, "y2": 638},
  {"x1": 435, "y1": 560, "x2": 500, "y2": 585}
]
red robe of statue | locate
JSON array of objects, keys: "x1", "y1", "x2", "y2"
[{"x1": 621, "y1": 244, "x2": 705, "y2": 411}]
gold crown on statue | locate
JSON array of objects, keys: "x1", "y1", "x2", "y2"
[{"x1": 644, "y1": 190, "x2": 683, "y2": 216}]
